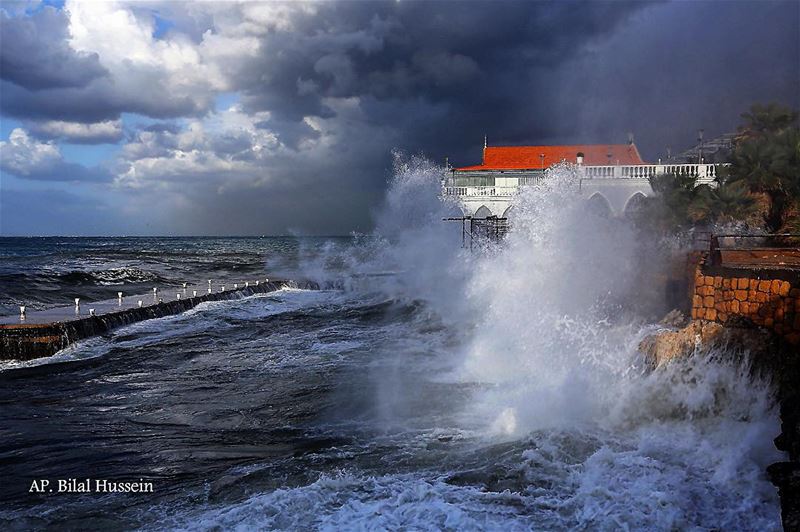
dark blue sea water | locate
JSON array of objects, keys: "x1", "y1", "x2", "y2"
[
  {"x1": 0, "y1": 236, "x2": 349, "y2": 317},
  {"x1": 0, "y1": 163, "x2": 786, "y2": 530}
]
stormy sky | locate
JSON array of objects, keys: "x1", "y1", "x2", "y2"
[{"x1": 0, "y1": 1, "x2": 798, "y2": 236}]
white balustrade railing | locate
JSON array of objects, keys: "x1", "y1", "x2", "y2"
[
  {"x1": 583, "y1": 163, "x2": 720, "y2": 183},
  {"x1": 443, "y1": 163, "x2": 724, "y2": 197}
]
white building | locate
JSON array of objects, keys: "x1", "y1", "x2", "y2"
[{"x1": 443, "y1": 140, "x2": 722, "y2": 218}]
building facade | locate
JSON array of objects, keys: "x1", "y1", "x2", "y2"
[{"x1": 443, "y1": 141, "x2": 723, "y2": 218}]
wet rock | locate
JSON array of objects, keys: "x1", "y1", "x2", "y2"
[
  {"x1": 639, "y1": 317, "x2": 775, "y2": 369},
  {"x1": 767, "y1": 462, "x2": 800, "y2": 531},
  {"x1": 772, "y1": 360, "x2": 800, "y2": 531},
  {"x1": 776, "y1": 391, "x2": 800, "y2": 458},
  {"x1": 659, "y1": 309, "x2": 688, "y2": 328}
]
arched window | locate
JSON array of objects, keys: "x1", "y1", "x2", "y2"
[
  {"x1": 586, "y1": 193, "x2": 613, "y2": 218},
  {"x1": 473, "y1": 206, "x2": 493, "y2": 219},
  {"x1": 623, "y1": 192, "x2": 648, "y2": 219}
]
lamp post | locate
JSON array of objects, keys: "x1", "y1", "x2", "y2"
[{"x1": 697, "y1": 129, "x2": 705, "y2": 164}]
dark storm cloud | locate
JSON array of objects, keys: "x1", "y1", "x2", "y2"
[
  {"x1": 0, "y1": 7, "x2": 107, "y2": 90},
  {"x1": 235, "y1": 1, "x2": 648, "y2": 139},
  {"x1": 543, "y1": 0, "x2": 800, "y2": 160},
  {"x1": 0, "y1": 76, "x2": 205, "y2": 123},
  {"x1": 227, "y1": 0, "x2": 798, "y2": 166},
  {"x1": 213, "y1": 0, "x2": 632, "y2": 175},
  {"x1": 0, "y1": 188, "x2": 109, "y2": 236},
  {"x1": 254, "y1": 119, "x2": 320, "y2": 150},
  {"x1": 165, "y1": 166, "x2": 382, "y2": 236}
]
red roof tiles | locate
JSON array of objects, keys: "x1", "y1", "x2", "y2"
[{"x1": 455, "y1": 144, "x2": 646, "y2": 171}]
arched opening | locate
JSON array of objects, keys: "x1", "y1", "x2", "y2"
[
  {"x1": 586, "y1": 193, "x2": 613, "y2": 218},
  {"x1": 473, "y1": 206, "x2": 493, "y2": 219},
  {"x1": 501, "y1": 205, "x2": 514, "y2": 219},
  {"x1": 442, "y1": 202, "x2": 466, "y2": 219},
  {"x1": 623, "y1": 192, "x2": 648, "y2": 219}
]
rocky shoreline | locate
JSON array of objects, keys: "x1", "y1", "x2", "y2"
[{"x1": 640, "y1": 315, "x2": 800, "y2": 530}]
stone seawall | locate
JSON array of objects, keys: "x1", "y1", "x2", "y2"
[
  {"x1": 0, "y1": 280, "x2": 317, "y2": 361},
  {"x1": 690, "y1": 255, "x2": 800, "y2": 344},
  {"x1": 683, "y1": 252, "x2": 800, "y2": 529}
]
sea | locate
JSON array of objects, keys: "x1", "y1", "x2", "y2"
[{"x1": 0, "y1": 158, "x2": 785, "y2": 530}]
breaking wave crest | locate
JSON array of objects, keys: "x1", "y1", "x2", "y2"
[{"x1": 0, "y1": 267, "x2": 165, "y2": 287}]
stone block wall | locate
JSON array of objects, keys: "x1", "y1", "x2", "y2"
[{"x1": 691, "y1": 259, "x2": 800, "y2": 344}]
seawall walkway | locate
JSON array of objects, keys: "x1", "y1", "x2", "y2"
[{"x1": 0, "y1": 278, "x2": 317, "y2": 361}]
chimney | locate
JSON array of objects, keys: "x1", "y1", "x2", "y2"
[{"x1": 576, "y1": 152, "x2": 584, "y2": 165}]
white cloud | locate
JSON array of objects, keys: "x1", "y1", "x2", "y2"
[
  {"x1": 115, "y1": 106, "x2": 280, "y2": 188},
  {"x1": 27, "y1": 119, "x2": 122, "y2": 143},
  {"x1": 239, "y1": 3, "x2": 316, "y2": 33},
  {"x1": 62, "y1": 1, "x2": 316, "y2": 100},
  {"x1": 112, "y1": 94, "x2": 396, "y2": 198},
  {"x1": 0, "y1": 128, "x2": 62, "y2": 176},
  {"x1": 0, "y1": 128, "x2": 110, "y2": 181},
  {"x1": 66, "y1": 0, "x2": 225, "y2": 92}
]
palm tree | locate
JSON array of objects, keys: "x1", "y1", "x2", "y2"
[
  {"x1": 687, "y1": 181, "x2": 758, "y2": 225},
  {"x1": 644, "y1": 172, "x2": 698, "y2": 230},
  {"x1": 739, "y1": 103, "x2": 798, "y2": 138},
  {"x1": 723, "y1": 103, "x2": 800, "y2": 231},
  {"x1": 643, "y1": 103, "x2": 798, "y2": 234}
]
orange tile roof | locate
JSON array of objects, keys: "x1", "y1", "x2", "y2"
[{"x1": 455, "y1": 144, "x2": 646, "y2": 171}]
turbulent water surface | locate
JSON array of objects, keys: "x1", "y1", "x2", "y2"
[{"x1": 0, "y1": 160, "x2": 785, "y2": 530}]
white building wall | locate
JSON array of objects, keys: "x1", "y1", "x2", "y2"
[{"x1": 445, "y1": 163, "x2": 723, "y2": 218}]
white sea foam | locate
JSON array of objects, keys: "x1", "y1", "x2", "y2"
[{"x1": 169, "y1": 472, "x2": 533, "y2": 532}]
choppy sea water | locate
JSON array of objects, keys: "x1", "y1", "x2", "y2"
[{"x1": 0, "y1": 160, "x2": 786, "y2": 530}]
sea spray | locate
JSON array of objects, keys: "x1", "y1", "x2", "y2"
[
  {"x1": 290, "y1": 153, "x2": 785, "y2": 528},
  {"x1": 456, "y1": 164, "x2": 643, "y2": 433},
  {"x1": 298, "y1": 151, "x2": 472, "y2": 319},
  {"x1": 301, "y1": 154, "x2": 781, "y2": 434}
]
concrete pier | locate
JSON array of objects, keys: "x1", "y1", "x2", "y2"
[{"x1": 0, "y1": 279, "x2": 316, "y2": 361}]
